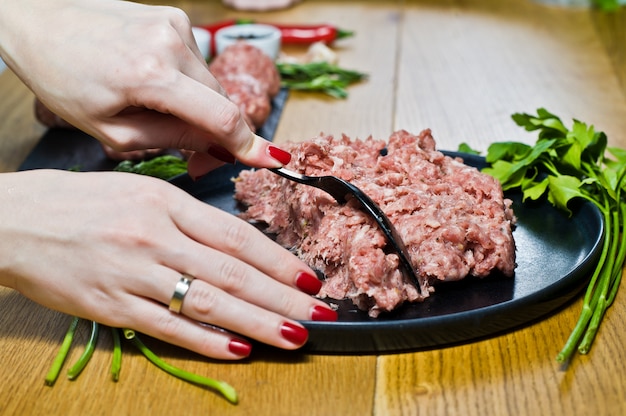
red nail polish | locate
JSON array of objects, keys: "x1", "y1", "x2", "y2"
[
  {"x1": 296, "y1": 271, "x2": 322, "y2": 295},
  {"x1": 311, "y1": 305, "x2": 338, "y2": 322},
  {"x1": 228, "y1": 338, "x2": 252, "y2": 357},
  {"x1": 208, "y1": 145, "x2": 236, "y2": 164},
  {"x1": 280, "y1": 322, "x2": 308, "y2": 345},
  {"x1": 267, "y1": 145, "x2": 292, "y2": 165}
]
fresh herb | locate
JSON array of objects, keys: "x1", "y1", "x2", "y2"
[
  {"x1": 276, "y1": 61, "x2": 367, "y2": 99},
  {"x1": 45, "y1": 323, "x2": 238, "y2": 404},
  {"x1": 110, "y1": 326, "x2": 122, "y2": 382},
  {"x1": 457, "y1": 142, "x2": 481, "y2": 155},
  {"x1": 592, "y1": 0, "x2": 626, "y2": 11},
  {"x1": 44, "y1": 316, "x2": 80, "y2": 386},
  {"x1": 113, "y1": 155, "x2": 188, "y2": 180},
  {"x1": 476, "y1": 108, "x2": 625, "y2": 364},
  {"x1": 123, "y1": 330, "x2": 238, "y2": 404},
  {"x1": 67, "y1": 321, "x2": 99, "y2": 380}
]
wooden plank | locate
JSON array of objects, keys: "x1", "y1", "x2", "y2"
[
  {"x1": 395, "y1": 0, "x2": 626, "y2": 151},
  {"x1": 377, "y1": 1, "x2": 626, "y2": 415}
]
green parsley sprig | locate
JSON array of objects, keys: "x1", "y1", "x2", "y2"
[
  {"x1": 477, "y1": 108, "x2": 625, "y2": 364},
  {"x1": 592, "y1": 0, "x2": 626, "y2": 11},
  {"x1": 113, "y1": 155, "x2": 188, "y2": 180},
  {"x1": 277, "y1": 61, "x2": 367, "y2": 99}
]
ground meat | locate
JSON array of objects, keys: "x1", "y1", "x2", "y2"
[
  {"x1": 217, "y1": 75, "x2": 271, "y2": 128},
  {"x1": 234, "y1": 130, "x2": 517, "y2": 317},
  {"x1": 209, "y1": 42, "x2": 281, "y2": 130}
]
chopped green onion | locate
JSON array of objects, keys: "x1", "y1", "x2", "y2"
[
  {"x1": 129, "y1": 334, "x2": 238, "y2": 404},
  {"x1": 44, "y1": 316, "x2": 80, "y2": 386},
  {"x1": 122, "y1": 328, "x2": 136, "y2": 340},
  {"x1": 110, "y1": 327, "x2": 122, "y2": 382},
  {"x1": 67, "y1": 320, "x2": 99, "y2": 380}
]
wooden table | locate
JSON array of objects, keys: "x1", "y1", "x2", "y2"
[{"x1": 1, "y1": 1, "x2": 625, "y2": 415}]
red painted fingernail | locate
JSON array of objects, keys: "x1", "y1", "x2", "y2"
[
  {"x1": 267, "y1": 145, "x2": 292, "y2": 165},
  {"x1": 208, "y1": 145, "x2": 236, "y2": 164},
  {"x1": 280, "y1": 322, "x2": 308, "y2": 345},
  {"x1": 311, "y1": 305, "x2": 338, "y2": 322},
  {"x1": 296, "y1": 271, "x2": 322, "y2": 295},
  {"x1": 228, "y1": 338, "x2": 252, "y2": 357}
]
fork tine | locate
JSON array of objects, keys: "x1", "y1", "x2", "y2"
[
  {"x1": 269, "y1": 168, "x2": 425, "y2": 295},
  {"x1": 338, "y1": 179, "x2": 424, "y2": 294}
]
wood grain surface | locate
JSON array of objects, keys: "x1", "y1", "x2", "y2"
[{"x1": 1, "y1": 1, "x2": 625, "y2": 415}]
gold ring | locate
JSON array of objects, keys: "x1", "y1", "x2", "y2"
[{"x1": 169, "y1": 273, "x2": 195, "y2": 313}]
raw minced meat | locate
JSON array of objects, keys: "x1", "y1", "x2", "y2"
[
  {"x1": 209, "y1": 42, "x2": 280, "y2": 130},
  {"x1": 234, "y1": 129, "x2": 517, "y2": 317}
]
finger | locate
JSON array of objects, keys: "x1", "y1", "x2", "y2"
[
  {"x1": 134, "y1": 72, "x2": 291, "y2": 168},
  {"x1": 123, "y1": 297, "x2": 254, "y2": 360},
  {"x1": 186, "y1": 150, "x2": 231, "y2": 180},
  {"x1": 100, "y1": 144, "x2": 165, "y2": 161},
  {"x1": 124, "y1": 209, "x2": 333, "y2": 322},
  {"x1": 180, "y1": 278, "x2": 310, "y2": 351},
  {"x1": 167, "y1": 194, "x2": 321, "y2": 293},
  {"x1": 132, "y1": 266, "x2": 315, "y2": 353},
  {"x1": 162, "y1": 245, "x2": 331, "y2": 322}
]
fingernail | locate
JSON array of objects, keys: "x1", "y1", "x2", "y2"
[
  {"x1": 208, "y1": 145, "x2": 236, "y2": 164},
  {"x1": 311, "y1": 305, "x2": 338, "y2": 322},
  {"x1": 295, "y1": 271, "x2": 322, "y2": 295},
  {"x1": 267, "y1": 145, "x2": 292, "y2": 165},
  {"x1": 228, "y1": 338, "x2": 252, "y2": 357},
  {"x1": 280, "y1": 322, "x2": 308, "y2": 345}
]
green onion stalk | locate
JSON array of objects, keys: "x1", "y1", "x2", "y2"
[
  {"x1": 465, "y1": 108, "x2": 625, "y2": 364},
  {"x1": 123, "y1": 329, "x2": 238, "y2": 404},
  {"x1": 45, "y1": 316, "x2": 80, "y2": 386},
  {"x1": 67, "y1": 320, "x2": 99, "y2": 380}
]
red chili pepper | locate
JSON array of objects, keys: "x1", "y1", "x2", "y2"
[
  {"x1": 270, "y1": 23, "x2": 354, "y2": 44},
  {"x1": 198, "y1": 20, "x2": 353, "y2": 55}
]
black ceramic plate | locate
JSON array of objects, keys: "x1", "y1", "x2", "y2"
[
  {"x1": 170, "y1": 151, "x2": 604, "y2": 354},
  {"x1": 19, "y1": 89, "x2": 289, "y2": 172}
]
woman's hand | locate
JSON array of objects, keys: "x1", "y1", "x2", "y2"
[
  {"x1": 0, "y1": 170, "x2": 336, "y2": 359},
  {"x1": 1, "y1": 0, "x2": 288, "y2": 179}
]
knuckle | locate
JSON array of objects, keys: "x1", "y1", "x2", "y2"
[
  {"x1": 152, "y1": 312, "x2": 182, "y2": 340},
  {"x1": 131, "y1": 53, "x2": 177, "y2": 88},
  {"x1": 216, "y1": 260, "x2": 248, "y2": 294},
  {"x1": 274, "y1": 290, "x2": 301, "y2": 318},
  {"x1": 213, "y1": 101, "x2": 243, "y2": 137},
  {"x1": 219, "y1": 221, "x2": 253, "y2": 255},
  {"x1": 162, "y1": 6, "x2": 191, "y2": 28},
  {"x1": 187, "y1": 284, "x2": 220, "y2": 317}
]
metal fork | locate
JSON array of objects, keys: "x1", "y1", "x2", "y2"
[{"x1": 270, "y1": 167, "x2": 424, "y2": 294}]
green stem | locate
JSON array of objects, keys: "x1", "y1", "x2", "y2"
[
  {"x1": 110, "y1": 327, "x2": 122, "y2": 382},
  {"x1": 556, "y1": 200, "x2": 611, "y2": 363},
  {"x1": 578, "y1": 207, "x2": 620, "y2": 353},
  {"x1": 129, "y1": 335, "x2": 238, "y2": 405},
  {"x1": 45, "y1": 316, "x2": 80, "y2": 386},
  {"x1": 605, "y1": 202, "x2": 626, "y2": 305},
  {"x1": 67, "y1": 320, "x2": 99, "y2": 380}
]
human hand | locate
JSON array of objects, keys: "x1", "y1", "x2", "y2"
[
  {"x1": 1, "y1": 0, "x2": 287, "y2": 179},
  {"x1": 0, "y1": 170, "x2": 336, "y2": 359},
  {"x1": 222, "y1": 0, "x2": 302, "y2": 11},
  {"x1": 34, "y1": 97, "x2": 165, "y2": 161}
]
